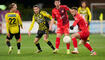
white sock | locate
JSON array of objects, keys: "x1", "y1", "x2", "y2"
[{"x1": 74, "y1": 48, "x2": 78, "y2": 51}]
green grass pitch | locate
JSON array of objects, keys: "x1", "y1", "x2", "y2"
[{"x1": 0, "y1": 34, "x2": 105, "y2": 60}]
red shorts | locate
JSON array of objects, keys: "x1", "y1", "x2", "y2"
[
  {"x1": 56, "y1": 24, "x2": 69, "y2": 34},
  {"x1": 78, "y1": 30, "x2": 90, "y2": 41}
]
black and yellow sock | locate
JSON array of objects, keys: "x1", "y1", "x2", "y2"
[
  {"x1": 35, "y1": 43, "x2": 42, "y2": 51},
  {"x1": 47, "y1": 41, "x2": 55, "y2": 50},
  {"x1": 6, "y1": 41, "x2": 11, "y2": 47},
  {"x1": 17, "y1": 42, "x2": 21, "y2": 49}
]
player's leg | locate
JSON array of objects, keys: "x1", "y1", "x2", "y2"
[
  {"x1": 15, "y1": 33, "x2": 21, "y2": 54},
  {"x1": 71, "y1": 33, "x2": 80, "y2": 54},
  {"x1": 64, "y1": 27, "x2": 70, "y2": 54},
  {"x1": 34, "y1": 31, "x2": 43, "y2": 53},
  {"x1": 82, "y1": 40, "x2": 96, "y2": 56},
  {"x1": 6, "y1": 33, "x2": 13, "y2": 54},
  {"x1": 43, "y1": 34, "x2": 55, "y2": 50}
]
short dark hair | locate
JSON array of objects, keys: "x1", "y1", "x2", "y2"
[
  {"x1": 33, "y1": 5, "x2": 40, "y2": 8},
  {"x1": 71, "y1": 7, "x2": 78, "y2": 10},
  {"x1": 55, "y1": 0, "x2": 60, "y2": 1},
  {"x1": 9, "y1": 3, "x2": 16, "y2": 10}
]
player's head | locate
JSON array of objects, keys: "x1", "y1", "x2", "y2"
[
  {"x1": 71, "y1": 7, "x2": 78, "y2": 16},
  {"x1": 9, "y1": 3, "x2": 17, "y2": 12},
  {"x1": 33, "y1": 5, "x2": 40, "y2": 14},
  {"x1": 54, "y1": 0, "x2": 61, "y2": 7},
  {"x1": 81, "y1": 1, "x2": 87, "y2": 8}
]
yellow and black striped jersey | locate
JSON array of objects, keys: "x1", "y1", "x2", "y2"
[
  {"x1": 29, "y1": 10, "x2": 52, "y2": 31},
  {"x1": 5, "y1": 12, "x2": 23, "y2": 34},
  {"x1": 78, "y1": 7, "x2": 92, "y2": 22}
]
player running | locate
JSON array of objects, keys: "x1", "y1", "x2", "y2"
[
  {"x1": 28, "y1": 5, "x2": 55, "y2": 53},
  {"x1": 49, "y1": 0, "x2": 71, "y2": 54},
  {"x1": 5, "y1": 3, "x2": 23, "y2": 54},
  {"x1": 78, "y1": 1, "x2": 92, "y2": 44},
  {"x1": 70, "y1": 7, "x2": 96, "y2": 56}
]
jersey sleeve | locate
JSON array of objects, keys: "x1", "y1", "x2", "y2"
[
  {"x1": 17, "y1": 14, "x2": 23, "y2": 28},
  {"x1": 5, "y1": 14, "x2": 9, "y2": 33},
  {"x1": 72, "y1": 17, "x2": 80, "y2": 26},
  {"x1": 87, "y1": 7, "x2": 92, "y2": 22},
  {"x1": 63, "y1": 5, "x2": 70, "y2": 11},
  {"x1": 41, "y1": 11, "x2": 52, "y2": 20},
  {"x1": 52, "y1": 10, "x2": 56, "y2": 19},
  {"x1": 78, "y1": 7, "x2": 81, "y2": 13},
  {"x1": 29, "y1": 15, "x2": 35, "y2": 31}
]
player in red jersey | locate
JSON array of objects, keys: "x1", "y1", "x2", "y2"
[
  {"x1": 70, "y1": 7, "x2": 96, "y2": 55},
  {"x1": 49, "y1": 0, "x2": 71, "y2": 54}
]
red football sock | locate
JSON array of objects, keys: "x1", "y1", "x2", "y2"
[
  {"x1": 66, "y1": 43, "x2": 70, "y2": 49},
  {"x1": 72, "y1": 37, "x2": 77, "y2": 48},
  {"x1": 56, "y1": 37, "x2": 60, "y2": 49},
  {"x1": 84, "y1": 43, "x2": 93, "y2": 51}
]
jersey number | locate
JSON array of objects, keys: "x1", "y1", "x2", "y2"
[{"x1": 9, "y1": 18, "x2": 16, "y2": 24}]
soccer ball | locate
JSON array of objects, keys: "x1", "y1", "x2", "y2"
[{"x1": 63, "y1": 36, "x2": 71, "y2": 43}]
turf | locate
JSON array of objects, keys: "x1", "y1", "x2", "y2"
[{"x1": 0, "y1": 34, "x2": 105, "y2": 60}]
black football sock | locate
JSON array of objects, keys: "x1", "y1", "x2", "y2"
[
  {"x1": 6, "y1": 41, "x2": 11, "y2": 47},
  {"x1": 35, "y1": 43, "x2": 42, "y2": 51},
  {"x1": 17, "y1": 42, "x2": 21, "y2": 50},
  {"x1": 47, "y1": 41, "x2": 55, "y2": 50}
]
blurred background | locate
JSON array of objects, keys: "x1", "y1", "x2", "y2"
[{"x1": 0, "y1": 0, "x2": 105, "y2": 34}]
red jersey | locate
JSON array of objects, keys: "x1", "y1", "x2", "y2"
[
  {"x1": 72, "y1": 13, "x2": 88, "y2": 31},
  {"x1": 52, "y1": 5, "x2": 70, "y2": 27}
]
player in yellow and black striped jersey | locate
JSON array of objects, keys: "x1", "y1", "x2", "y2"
[
  {"x1": 5, "y1": 3, "x2": 23, "y2": 54},
  {"x1": 28, "y1": 5, "x2": 55, "y2": 53}
]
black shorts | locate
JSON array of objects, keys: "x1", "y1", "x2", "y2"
[
  {"x1": 6, "y1": 32, "x2": 20, "y2": 40},
  {"x1": 36, "y1": 30, "x2": 48, "y2": 38}
]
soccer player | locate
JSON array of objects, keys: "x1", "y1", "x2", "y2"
[
  {"x1": 28, "y1": 5, "x2": 55, "y2": 53},
  {"x1": 78, "y1": 1, "x2": 92, "y2": 44},
  {"x1": 70, "y1": 7, "x2": 96, "y2": 55},
  {"x1": 49, "y1": 0, "x2": 71, "y2": 54},
  {"x1": 5, "y1": 3, "x2": 23, "y2": 54}
]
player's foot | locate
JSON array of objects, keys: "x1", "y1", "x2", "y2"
[
  {"x1": 71, "y1": 51, "x2": 79, "y2": 54},
  {"x1": 90, "y1": 52, "x2": 96, "y2": 56},
  {"x1": 35, "y1": 50, "x2": 42, "y2": 53},
  {"x1": 17, "y1": 50, "x2": 21, "y2": 54},
  {"x1": 53, "y1": 49, "x2": 59, "y2": 54},
  {"x1": 8, "y1": 46, "x2": 13, "y2": 54},
  {"x1": 67, "y1": 49, "x2": 70, "y2": 54}
]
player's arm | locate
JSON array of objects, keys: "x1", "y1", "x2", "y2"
[
  {"x1": 28, "y1": 15, "x2": 35, "y2": 37},
  {"x1": 5, "y1": 14, "x2": 10, "y2": 37},
  {"x1": 78, "y1": 7, "x2": 81, "y2": 13},
  {"x1": 17, "y1": 14, "x2": 23, "y2": 29},
  {"x1": 28, "y1": 15, "x2": 35, "y2": 32},
  {"x1": 70, "y1": 17, "x2": 80, "y2": 30},
  {"x1": 87, "y1": 7, "x2": 92, "y2": 25},
  {"x1": 64, "y1": 5, "x2": 71, "y2": 13},
  {"x1": 49, "y1": 10, "x2": 56, "y2": 31}
]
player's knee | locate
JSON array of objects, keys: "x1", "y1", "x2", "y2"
[
  {"x1": 71, "y1": 34, "x2": 75, "y2": 38},
  {"x1": 6, "y1": 39, "x2": 10, "y2": 42},
  {"x1": 34, "y1": 38, "x2": 39, "y2": 44}
]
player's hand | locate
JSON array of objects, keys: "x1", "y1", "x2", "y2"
[
  {"x1": 28, "y1": 31, "x2": 31, "y2": 37},
  {"x1": 49, "y1": 27, "x2": 52, "y2": 31},
  {"x1": 70, "y1": 25, "x2": 74, "y2": 30},
  {"x1": 7, "y1": 33, "x2": 10, "y2": 37}
]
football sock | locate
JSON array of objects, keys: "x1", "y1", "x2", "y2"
[
  {"x1": 72, "y1": 37, "x2": 77, "y2": 48},
  {"x1": 17, "y1": 42, "x2": 21, "y2": 50},
  {"x1": 84, "y1": 42, "x2": 93, "y2": 52},
  {"x1": 6, "y1": 41, "x2": 11, "y2": 47},
  {"x1": 56, "y1": 37, "x2": 60, "y2": 49},
  {"x1": 47, "y1": 41, "x2": 55, "y2": 50},
  {"x1": 35, "y1": 43, "x2": 42, "y2": 51},
  {"x1": 66, "y1": 43, "x2": 70, "y2": 49}
]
